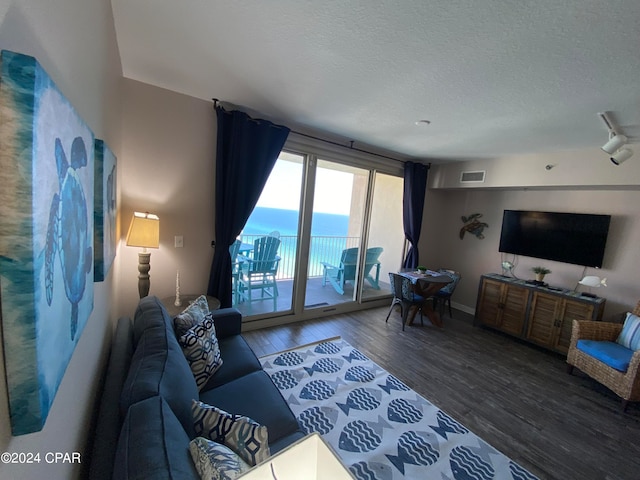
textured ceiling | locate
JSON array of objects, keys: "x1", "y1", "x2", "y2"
[{"x1": 111, "y1": 0, "x2": 640, "y2": 162}]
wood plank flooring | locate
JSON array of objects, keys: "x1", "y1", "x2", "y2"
[{"x1": 242, "y1": 306, "x2": 640, "y2": 480}]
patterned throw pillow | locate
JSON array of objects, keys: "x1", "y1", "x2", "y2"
[
  {"x1": 617, "y1": 313, "x2": 640, "y2": 351},
  {"x1": 189, "y1": 437, "x2": 250, "y2": 480},
  {"x1": 192, "y1": 400, "x2": 270, "y2": 466},
  {"x1": 174, "y1": 295, "x2": 210, "y2": 337},
  {"x1": 179, "y1": 313, "x2": 223, "y2": 390}
]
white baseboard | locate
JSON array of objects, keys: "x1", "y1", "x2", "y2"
[{"x1": 452, "y1": 301, "x2": 475, "y2": 316}]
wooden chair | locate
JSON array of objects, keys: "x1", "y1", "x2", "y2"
[
  {"x1": 238, "y1": 236, "x2": 281, "y2": 309},
  {"x1": 385, "y1": 272, "x2": 426, "y2": 331},
  {"x1": 566, "y1": 300, "x2": 640, "y2": 410},
  {"x1": 321, "y1": 247, "x2": 383, "y2": 295},
  {"x1": 432, "y1": 269, "x2": 462, "y2": 318}
]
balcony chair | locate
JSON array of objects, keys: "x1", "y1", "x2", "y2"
[
  {"x1": 566, "y1": 301, "x2": 640, "y2": 411},
  {"x1": 431, "y1": 269, "x2": 462, "y2": 318},
  {"x1": 238, "y1": 235, "x2": 281, "y2": 309},
  {"x1": 229, "y1": 239, "x2": 242, "y2": 306},
  {"x1": 321, "y1": 247, "x2": 383, "y2": 295},
  {"x1": 385, "y1": 272, "x2": 426, "y2": 331}
]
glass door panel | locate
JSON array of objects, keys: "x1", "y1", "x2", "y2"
[
  {"x1": 363, "y1": 172, "x2": 404, "y2": 300},
  {"x1": 235, "y1": 152, "x2": 304, "y2": 317},
  {"x1": 304, "y1": 160, "x2": 369, "y2": 308}
]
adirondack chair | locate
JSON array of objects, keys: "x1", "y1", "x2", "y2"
[
  {"x1": 238, "y1": 235, "x2": 281, "y2": 309},
  {"x1": 321, "y1": 247, "x2": 383, "y2": 295},
  {"x1": 229, "y1": 239, "x2": 242, "y2": 305}
]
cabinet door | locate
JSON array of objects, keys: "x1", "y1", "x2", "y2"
[
  {"x1": 527, "y1": 292, "x2": 561, "y2": 346},
  {"x1": 554, "y1": 300, "x2": 595, "y2": 353},
  {"x1": 499, "y1": 285, "x2": 529, "y2": 336},
  {"x1": 476, "y1": 279, "x2": 503, "y2": 328}
]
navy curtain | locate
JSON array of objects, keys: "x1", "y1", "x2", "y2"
[
  {"x1": 402, "y1": 161, "x2": 429, "y2": 269},
  {"x1": 207, "y1": 107, "x2": 290, "y2": 307}
]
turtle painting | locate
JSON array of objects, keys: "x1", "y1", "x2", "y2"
[
  {"x1": 45, "y1": 136, "x2": 93, "y2": 340},
  {"x1": 459, "y1": 213, "x2": 489, "y2": 239}
]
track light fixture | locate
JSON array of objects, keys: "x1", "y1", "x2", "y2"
[{"x1": 598, "y1": 112, "x2": 633, "y2": 166}]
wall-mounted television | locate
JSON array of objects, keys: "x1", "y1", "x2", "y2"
[{"x1": 498, "y1": 210, "x2": 611, "y2": 268}]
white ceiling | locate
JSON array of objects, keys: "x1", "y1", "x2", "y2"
[{"x1": 111, "y1": 0, "x2": 640, "y2": 163}]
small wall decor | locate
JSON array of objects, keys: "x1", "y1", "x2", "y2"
[
  {"x1": 459, "y1": 213, "x2": 488, "y2": 239},
  {"x1": 94, "y1": 139, "x2": 117, "y2": 281},
  {"x1": 0, "y1": 50, "x2": 94, "y2": 435}
]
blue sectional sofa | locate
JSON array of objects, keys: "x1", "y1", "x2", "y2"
[{"x1": 89, "y1": 296, "x2": 304, "y2": 479}]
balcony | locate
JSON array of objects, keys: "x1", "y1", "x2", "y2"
[{"x1": 233, "y1": 234, "x2": 390, "y2": 316}]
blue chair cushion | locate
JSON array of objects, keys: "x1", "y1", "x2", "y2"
[
  {"x1": 616, "y1": 312, "x2": 640, "y2": 351},
  {"x1": 577, "y1": 340, "x2": 634, "y2": 372}
]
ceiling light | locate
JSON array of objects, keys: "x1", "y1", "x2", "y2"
[
  {"x1": 610, "y1": 148, "x2": 633, "y2": 166},
  {"x1": 601, "y1": 134, "x2": 628, "y2": 154},
  {"x1": 415, "y1": 120, "x2": 431, "y2": 126}
]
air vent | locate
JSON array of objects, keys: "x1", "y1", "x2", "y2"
[{"x1": 460, "y1": 170, "x2": 486, "y2": 183}]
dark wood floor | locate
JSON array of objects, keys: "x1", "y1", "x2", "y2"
[{"x1": 242, "y1": 305, "x2": 640, "y2": 480}]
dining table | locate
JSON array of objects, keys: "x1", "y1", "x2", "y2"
[{"x1": 398, "y1": 269, "x2": 453, "y2": 328}]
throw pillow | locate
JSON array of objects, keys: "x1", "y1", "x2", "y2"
[
  {"x1": 179, "y1": 313, "x2": 223, "y2": 390},
  {"x1": 174, "y1": 295, "x2": 210, "y2": 337},
  {"x1": 192, "y1": 400, "x2": 270, "y2": 466},
  {"x1": 617, "y1": 312, "x2": 640, "y2": 351},
  {"x1": 189, "y1": 437, "x2": 251, "y2": 480}
]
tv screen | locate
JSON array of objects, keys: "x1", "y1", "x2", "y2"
[{"x1": 498, "y1": 210, "x2": 611, "y2": 268}]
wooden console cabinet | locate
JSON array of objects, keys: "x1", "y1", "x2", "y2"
[{"x1": 475, "y1": 274, "x2": 605, "y2": 354}]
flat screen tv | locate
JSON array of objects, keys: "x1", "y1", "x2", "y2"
[{"x1": 498, "y1": 210, "x2": 611, "y2": 268}]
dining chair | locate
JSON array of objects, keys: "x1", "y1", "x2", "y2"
[
  {"x1": 432, "y1": 269, "x2": 462, "y2": 318},
  {"x1": 385, "y1": 272, "x2": 426, "y2": 331}
]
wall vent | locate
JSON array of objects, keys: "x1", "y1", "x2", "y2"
[{"x1": 460, "y1": 170, "x2": 486, "y2": 183}]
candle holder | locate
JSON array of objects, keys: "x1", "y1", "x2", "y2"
[{"x1": 174, "y1": 270, "x2": 182, "y2": 307}]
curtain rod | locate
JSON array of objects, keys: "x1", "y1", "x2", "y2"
[{"x1": 212, "y1": 98, "x2": 430, "y2": 168}]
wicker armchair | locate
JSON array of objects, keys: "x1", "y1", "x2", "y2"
[{"x1": 566, "y1": 301, "x2": 640, "y2": 410}]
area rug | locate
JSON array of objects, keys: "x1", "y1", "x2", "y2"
[{"x1": 260, "y1": 338, "x2": 538, "y2": 480}]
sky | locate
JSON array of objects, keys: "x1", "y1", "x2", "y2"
[{"x1": 257, "y1": 157, "x2": 356, "y2": 215}]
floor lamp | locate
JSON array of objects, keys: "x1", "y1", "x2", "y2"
[{"x1": 126, "y1": 212, "x2": 160, "y2": 298}]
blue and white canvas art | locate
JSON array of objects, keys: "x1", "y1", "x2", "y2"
[
  {"x1": 94, "y1": 139, "x2": 117, "y2": 282},
  {"x1": 0, "y1": 50, "x2": 94, "y2": 435}
]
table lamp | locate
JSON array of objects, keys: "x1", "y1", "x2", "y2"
[{"x1": 126, "y1": 211, "x2": 160, "y2": 298}]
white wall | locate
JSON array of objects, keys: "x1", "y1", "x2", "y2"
[
  {"x1": 423, "y1": 149, "x2": 640, "y2": 319},
  {"x1": 118, "y1": 79, "x2": 216, "y2": 319},
  {"x1": 0, "y1": 1, "x2": 121, "y2": 479}
]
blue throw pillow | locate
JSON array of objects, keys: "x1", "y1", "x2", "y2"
[{"x1": 616, "y1": 313, "x2": 640, "y2": 351}]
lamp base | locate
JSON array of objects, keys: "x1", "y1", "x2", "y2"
[
  {"x1": 581, "y1": 292, "x2": 598, "y2": 298},
  {"x1": 137, "y1": 252, "x2": 151, "y2": 298}
]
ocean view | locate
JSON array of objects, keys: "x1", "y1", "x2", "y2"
[
  {"x1": 243, "y1": 206, "x2": 349, "y2": 237},
  {"x1": 241, "y1": 206, "x2": 354, "y2": 277}
]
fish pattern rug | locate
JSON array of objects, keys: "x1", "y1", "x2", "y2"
[{"x1": 260, "y1": 338, "x2": 539, "y2": 480}]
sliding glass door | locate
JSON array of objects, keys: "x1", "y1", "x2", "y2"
[{"x1": 234, "y1": 142, "x2": 405, "y2": 321}]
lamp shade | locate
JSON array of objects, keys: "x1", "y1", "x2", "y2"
[{"x1": 126, "y1": 212, "x2": 160, "y2": 248}]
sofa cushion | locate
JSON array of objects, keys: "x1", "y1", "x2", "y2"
[
  {"x1": 616, "y1": 312, "x2": 640, "y2": 351},
  {"x1": 120, "y1": 324, "x2": 199, "y2": 438},
  {"x1": 200, "y1": 335, "x2": 261, "y2": 391},
  {"x1": 113, "y1": 396, "x2": 197, "y2": 480},
  {"x1": 269, "y1": 431, "x2": 306, "y2": 455},
  {"x1": 132, "y1": 296, "x2": 174, "y2": 345},
  {"x1": 577, "y1": 339, "x2": 634, "y2": 372},
  {"x1": 199, "y1": 370, "x2": 300, "y2": 445},
  {"x1": 174, "y1": 295, "x2": 211, "y2": 338},
  {"x1": 179, "y1": 313, "x2": 223, "y2": 390},
  {"x1": 189, "y1": 437, "x2": 251, "y2": 480},
  {"x1": 192, "y1": 400, "x2": 270, "y2": 466}
]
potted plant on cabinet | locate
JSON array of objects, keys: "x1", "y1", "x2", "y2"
[{"x1": 532, "y1": 266, "x2": 551, "y2": 282}]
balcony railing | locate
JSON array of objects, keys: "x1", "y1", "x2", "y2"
[{"x1": 239, "y1": 234, "x2": 359, "y2": 280}]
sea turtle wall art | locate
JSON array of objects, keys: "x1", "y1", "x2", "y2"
[
  {"x1": 0, "y1": 50, "x2": 95, "y2": 435},
  {"x1": 94, "y1": 139, "x2": 117, "y2": 282}
]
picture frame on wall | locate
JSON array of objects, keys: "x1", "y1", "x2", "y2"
[
  {"x1": 94, "y1": 139, "x2": 117, "y2": 282},
  {"x1": 0, "y1": 50, "x2": 95, "y2": 435}
]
